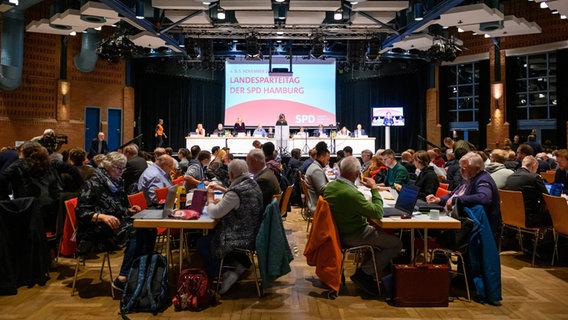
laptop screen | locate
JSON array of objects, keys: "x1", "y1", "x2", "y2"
[
  {"x1": 394, "y1": 185, "x2": 419, "y2": 213},
  {"x1": 162, "y1": 185, "x2": 178, "y2": 217}
]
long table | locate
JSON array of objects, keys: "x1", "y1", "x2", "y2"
[{"x1": 185, "y1": 136, "x2": 376, "y2": 156}]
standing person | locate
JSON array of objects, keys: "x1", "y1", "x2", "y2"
[
  {"x1": 88, "y1": 132, "x2": 109, "y2": 160},
  {"x1": 155, "y1": 119, "x2": 167, "y2": 148},
  {"x1": 511, "y1": 134, "x2": 521, "y2": 152},
  {"x1": 276, "y1": 113, "x2": 288, "y2": 126},
  {"x1": 234, "y1": 116, "x2": 246, "y2": 135},
  {"x1": 382, "y1": 112, "x2": 394, "y2": 126}
]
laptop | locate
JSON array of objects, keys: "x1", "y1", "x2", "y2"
[
  {"x1": 382, "y1": 185, "x2": 419, "y2": 217},
  {"x1": 131, "y1": 185, "x2": 178, "y2": 219},
  {"x1": 416, "y1": 199, "x2": 445, "y2": 212}
]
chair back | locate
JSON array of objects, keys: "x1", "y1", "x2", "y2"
[
  {"x1": 60, "y1": 197, "x2": 78, "y2": 256},
  {"x1": 279, "y1": 185, "x2": 294, "y2": 217},
  {"x1": 64, "y1": 198, "x2": 78, "y2": 232},
  {"x1": 172, "y1": 176, "x2": 185, "y2": 186},
  {"x1": 299, "y1": 177, "x2": 310, "y2": 209},
  {"x1": 128, "y1": 192, "x2": 148, "y2": 210},
  {"x1": 499, "y1": 189, "x2": 526, "y2": 228},
  {"x1": 439, "y1": 183, "x2": 449, "y2": 190},
  {"x1": 540, "y1": 172, "x2": 555, "y2": 183},
  {"x1": 435, "y1": 187, "x2": 450, "y2": 197},
  {"x1": 543, "y1": 194, "x2": 568, "y2": 235},
  {"x1": 154, "y1": 186, "x2": 170, "y2": 203},
  {"x1": 273, "y1": 193, "x2": 282, "y2": 204}
]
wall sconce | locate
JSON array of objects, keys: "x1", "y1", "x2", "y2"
[
  {"x1": 217, "y1": 7, "x2": 225, "y2": 20},
  {"x1": 495, "y1": 99, "x2": 499, "y2": 109}
]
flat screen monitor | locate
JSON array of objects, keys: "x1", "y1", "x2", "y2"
[{"x1": 371, "y1": 107, "x2": 405, "y2": 127}]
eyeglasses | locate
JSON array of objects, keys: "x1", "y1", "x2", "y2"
[{"x1": 112, "y1": 164, "x2": 126, "y2": 172}]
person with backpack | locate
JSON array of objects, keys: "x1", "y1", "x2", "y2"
[{"x1": 196, "y1": 159, "x2": 263, "y2": 295}]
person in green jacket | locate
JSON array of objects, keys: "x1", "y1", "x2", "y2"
[
  {"x1": 379, "y1": 149, "x2": 409, "y2": 190},
  {"x1": 324, "y1": 156, "x2": 402, "y2": 296}
]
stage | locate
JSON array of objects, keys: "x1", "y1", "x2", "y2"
[{"x1": 185, "y1": 136, "x2": 376, "y2": 156}]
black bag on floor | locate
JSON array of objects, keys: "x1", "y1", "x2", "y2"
[{"x1": 120, "y1": 253, "x2": 169, "y2": 314}]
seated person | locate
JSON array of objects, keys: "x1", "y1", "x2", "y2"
[
  {"x1": 295, "y1": 127, "x2": 308, "y2": 137},
  {"x1": 353, "y1": 124, "x2": 366, "y2": 137},
  {"x1": 337, "y1": 126, "x2": 351, "y2": 137},
  {"x1": 324, "y1": 156, "x2": 402, "y2": 295},
  {"x1": 305, "y1": 141, "x2": 330, "y2": 213},
  {"x1": 253, "y1": 124, "x2": 266, "y2": 137},
  {"x1": 266, "y1": 127, "x2": 274, "y2": 138},
  {"x1": 137, "y1": 155, "x2": 175, "y2": 207},
  {"x1": 195, "y1": 123, "x2": 206, "y2": 136},
  {"x1": 196, "y1": 159, "x2": 263, "y2": 294},
  {"x1": 212, "y1": 123, "x2": 225, "y2": 137},
  {"x1": 413, "y1": 150, "x2": 439, "y2": 200},
  {"x1": 75, "y1": 152, "x2": 154, "y2": 292},
  {"x1": 378, "y1": 149, "x2": 409, "y2": 190},
  {"x1": 504, "y1": 155, "x2": 551, "y2": 227},
  {"x1": 313, "y1": 124, "x2": 327, "y2": 137},
  {"x1": 426, "y1": 152, "x2": 500, "y2": 240},
  {"x1": 184, "y1": 150, "x2": 211, "y2": 190}
]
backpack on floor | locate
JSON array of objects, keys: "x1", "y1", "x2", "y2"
[
  {"x1": 172, "y1": 268, "x2": 218, "y2": 311},
  {"x1": 120, "y1": 253, "x2": 169, "y2": 314}
]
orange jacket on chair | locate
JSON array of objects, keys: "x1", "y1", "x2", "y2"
[{"x1": 303, "y1": 196, "x2": 342, "y2": 292}]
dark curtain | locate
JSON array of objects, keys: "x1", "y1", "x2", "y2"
[
  {"x1": 336, "y1": 62, "x2": 429, "y2": 152},
  {"x1": 132, "y1": 63, "x2": 224, "y2": 151},
  {"x1": 505, "y1": 55, "x2": 520, "y2": 138}
]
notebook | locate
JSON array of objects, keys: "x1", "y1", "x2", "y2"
[
  {"x1": 131, "y1": 185, "x2": 178, "y2": 219},
  {"x1": 382, "y1": 185, "x2": 419, "y2": 217}
]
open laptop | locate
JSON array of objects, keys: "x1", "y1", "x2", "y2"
[
  {"x1": 416, "y1": 199, "x2": 445, "y2": 212},
  {"x1": 382, "y1": 185, "x2": 419, "y2": 217},
  {"x1": 131, "y1": 185, "x2": 178, "y2": 219}
]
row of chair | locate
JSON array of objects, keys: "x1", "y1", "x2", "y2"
[{"x1": 499, "y1": 189, "x2": 568, "y2": 266}]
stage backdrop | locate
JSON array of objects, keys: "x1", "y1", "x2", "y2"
[{"x1": 224, "y1": 58, "x2": 336, "y2": 127}]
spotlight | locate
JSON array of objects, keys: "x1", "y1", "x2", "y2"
[
  {"x1": 334, "y1": 9, "x2": 343, "y2": 20},
  {"x1": 217, "y1": 8, "x2": 225, "y2": 20},
  {"x1": 413, "y1": 3, "x2": 424, "y2": 21},
  {"x1": 135, "y1": 0, "x2": 144, "y2": 19}
]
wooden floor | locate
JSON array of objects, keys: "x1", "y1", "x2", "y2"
[{"x1": 2, "y1": 206, "x2": 568, "y2": 320}]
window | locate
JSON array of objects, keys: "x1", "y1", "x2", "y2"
[
  {"x1": 447, "y1": 62, "x2": 479, "y2": 145},
  {"x1": 513, "y1": 52, "x2": 557, "y2": 142}
]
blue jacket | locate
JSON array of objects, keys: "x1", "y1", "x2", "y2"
[
  {"x1": 464, "y1": 205, "x2": 502, "y2": 304},
  {"x1": 256, "y1": 199, "x2": 293, "y2": 287}
]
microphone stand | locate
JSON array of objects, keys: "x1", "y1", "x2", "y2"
[{"x1": 302, "y1": 131, "x2": 309, "y2": 154}]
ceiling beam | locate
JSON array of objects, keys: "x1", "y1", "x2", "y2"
[
  {"x1": 98, "y1": 0, "x2": 184, "y2": 52},
  {"x1": 381, "y1": 0, "x2": 464, "y2": 49}
]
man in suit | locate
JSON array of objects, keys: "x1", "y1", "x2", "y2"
[
  {"x1": 122, "y1": 144, "x2": 148, "y2": 194},
  {"x1": 246, "y1": 148, "x2": 281, "y2": 209},
  {"x1": 313, "y1": 124, "x2": 327, "y2": 137},
  {"x1": 353, "y1": 124, "x2": 366, "y2": 137},
  {"x1": 504, "y1": 155, "x2": 551, "y2": 227},
  {"x1": 88, "y1": 132, "x2": 108, "y2": 160}
]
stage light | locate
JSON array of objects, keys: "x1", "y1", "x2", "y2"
[{"x1": 135, "y1": 0, "x2": 144, "y2": 19}]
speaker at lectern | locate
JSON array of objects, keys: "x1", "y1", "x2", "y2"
[{"x1": 274, "y1": 125, "x2": 289, "y2": 155}]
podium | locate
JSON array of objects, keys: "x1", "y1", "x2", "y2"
[{"x1": 275, "y1": 125, "x2": 289, "y2": 155}]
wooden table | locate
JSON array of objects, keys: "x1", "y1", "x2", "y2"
[
  {"x1": 375, "y1": 214, "x2": 461, "y2": 261},
  {"x1": 133, "y1": 214, "x2": 218, "y2": 273}
]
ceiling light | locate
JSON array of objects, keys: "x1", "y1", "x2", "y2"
[
  {"x1": 334, "y1": 9, "x2": 343, "y2": 21},
  {"x1": 217, "y1": 8, "x2": 225, "y2": 20},
  {"x1": 562, "y1": 15, "x2": 567, "y2": 20},
  {"x1": 275, "y1": 0, "x2": 285, "y2": 2},
  {"x1": 70, "y1": 31, "x2": 77, "y2": 36},
  {"x1": 203, "y1": 1, "x2": 210, "y2": 4},
  {"x1": 413, "y1": 3, "x2": 424, "y2": 21},
  {"x1": 457, "y1": 28, "x2": 464, "y2": 33},
  {"x1": 551, "y1": 9, "x2": 559, "y2": 14},
  {"x1": 8, "y1": 0, "x2": 18, "y2": 5},
  {"x1": 94, "y1": 26, "x2": 102, "y2": 31},
  {"x1": 540, "y1": 2, "x2": 548, "y2": 9},
  {"x1": 135, "y1": 0, "x2": 144, "y2": 19},
  {"x1": 277, "y1": 31, "x2": 284, "y2": 35},
  {"x1": 484, "y1": 34, "x2": 491, "y2": 38}
]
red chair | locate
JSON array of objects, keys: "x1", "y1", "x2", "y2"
[
  {"x1": 435, "y1": 187, "x2": 450, "y2": 198},
  {"x1": 173, "y1": 176, "x2": 185, "y2": 186},
  {"x1": 154, "y1": 186, "x2": 170, "y2": 204},
  {"x1": 60, "y1": 198, "x2": 78, "y2": 257},
  {"x1": 127, "y1": 192, "x2": 148, "y2": 210},
  {"x1": 439, "y1": 183, "x2": 449, "y2": 190}
]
